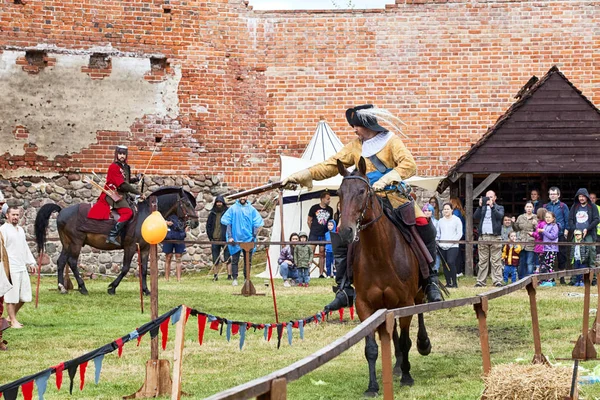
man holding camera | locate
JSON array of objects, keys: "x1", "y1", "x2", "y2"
[{"x1": 474, "y1": 190, "x2": 505, "y2": 287}]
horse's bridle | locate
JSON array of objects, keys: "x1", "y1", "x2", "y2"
[
  {"x1": 341, "y1": 175, "x2": 384, "y2": 241},
  {"x1": 164, "y1": 192, "x2": 198, "y2": 224}
]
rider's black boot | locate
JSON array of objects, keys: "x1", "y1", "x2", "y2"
[
  {"x1": 324, "y1": 233, "x2": 355, "y2": 312},
  {"x1": 416, "y1": 221, "x2": 443, "y2": 303},
  {"x1": 106, "y1": 221, "x2": 126, "y2": 246}
]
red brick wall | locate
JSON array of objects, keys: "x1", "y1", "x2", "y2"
[{"x1": 1, "y1": 0, "x2": 598, "y2": 188}]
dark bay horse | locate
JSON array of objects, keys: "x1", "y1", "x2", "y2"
[
  {"x1": 336, "y1": 158, "x2": 431, "y2": 396},
  {"x1": 34, "y1": 186, "x2": 199, "y2": 295}
]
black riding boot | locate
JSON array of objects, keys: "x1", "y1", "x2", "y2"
[
  {"x1": 106, "y1": 221, "x2": 126, "y2": 246},
  {"x1": 416, "y1": 221, "x2": 443, "y2": 303},
  {"x1": 324, "y1": 233, "x2": 355, "y2": 312}
]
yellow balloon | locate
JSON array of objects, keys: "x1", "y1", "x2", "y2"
[{"x1": 141, "y1": 211, "x2": 168, "y2": 245}]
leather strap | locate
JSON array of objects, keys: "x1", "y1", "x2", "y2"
[{"x1": 367, "y1": 154, "x2": 388, "y2": 173}]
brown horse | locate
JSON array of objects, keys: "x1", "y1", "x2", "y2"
[
  {"x1": 34, "y1": 186, "x2": 199, "y2": 295},
  {"x1": 336, "y1": 158, "x2": 431, "y2": 396}
]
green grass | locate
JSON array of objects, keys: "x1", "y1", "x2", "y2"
[{"x1": 3, "y1": 273, "x2": 600, "y2": 399}]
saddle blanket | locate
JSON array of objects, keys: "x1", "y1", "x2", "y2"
[{"x1": 77, "y1": 203, "x2": 116, "y2": 234}]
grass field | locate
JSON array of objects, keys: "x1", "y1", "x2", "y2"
[{"x1": 2, "y1": 272, "x2": 600, "y2": 399}]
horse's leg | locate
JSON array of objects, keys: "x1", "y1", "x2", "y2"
[
  {"x1": 364, "y1": 333, "x2": 380, "y2": 397},
  {"x1": 398, "y1": 316, "x2": 414, "y2": 386},
  {"x1": 416, "y1": 313, "x2": 431, "y2": 356},
  {"x1": 140, "y1": 248, "x2": 150, "y2": 296},
  {"x1": 57, "y1": 250, "x2": 69, "y2": 294},
  {"x1": 67, "y1": 251, "x2": 88, "y2": 296},
  {"x1": 108, "y1": 247, "x2": 135, "y2": 295}
]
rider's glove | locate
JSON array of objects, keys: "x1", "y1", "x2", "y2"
[
  {"x1": 372, "y1": 170, "x2": 402, "y2": 192},
  {"x1": 282, "y1": 169, "x2": 313, "y2": 190}
]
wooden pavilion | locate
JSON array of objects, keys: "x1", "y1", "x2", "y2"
[{"x1": 437, "y1": 66, "x2": 600, "y2": 276}]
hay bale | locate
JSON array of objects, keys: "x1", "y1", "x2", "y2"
[{"x1": 483, "y1": 363, "x2": 572, "y2": 400}]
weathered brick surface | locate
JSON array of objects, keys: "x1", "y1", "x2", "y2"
[{"x1": 0, "y1": 0, "x2": 598, "y2": 188}]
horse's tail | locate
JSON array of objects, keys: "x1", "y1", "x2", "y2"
[{"x1": 34, "y1": 203, "x2": 62, "y2": 254}]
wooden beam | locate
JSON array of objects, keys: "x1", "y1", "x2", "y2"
[
  {"x1": 465, "y1": 174, "x2": 474, "y2": 277},
  {"x1": 171, "y1": 305, "x2": 187, "y2": 400},
  {"x1": 473, "y1": 173, "x2": 501, "y2": 199},
  {"x1": 474, "y1": 298, "x2": 491, "y2": 375},
  {"x1": 449, "y1": 172, "x2": 463, "y2": 183},
  {"x1": 526, "y1": 277, "x2": 547, "y2": 364}
]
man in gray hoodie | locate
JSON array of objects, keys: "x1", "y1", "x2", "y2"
[
  {"x1": 567, "y1": 188, "x2": 599, "y2": 268},
  {"x1": 206, "y1": 196, "x2": 231, "y2": 280}
]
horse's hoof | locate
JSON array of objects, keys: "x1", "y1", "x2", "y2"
[
  {"x1": 143, "y1": 289, "x2": 151, "y2": 296},
  {"x1": 107, "y1": 286, "x2": 116, "y2": 295},
  {"x1": 363, "y1": 390, "x2": 379, "y2": 398},
  {"x1": 58, "y1": 284, "x2": 68, "y2": 294},
  {"x1": 78, "y1": 286, "x2": 89, "y2": 296},
  {"x1": 417, "y1": 339, "x2": 431, "y2": 356},
  {"x1": 393, "y1": 365, "x2": 402, "y2": 376},
  {"x1": 400, "y1": 375, "x2": 414, "y2": 387}
]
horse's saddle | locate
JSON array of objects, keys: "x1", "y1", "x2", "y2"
[
  {"x1": 381, "y1": 200, "x2": 433, "y2": 273},
  {"x1": 77, "y1": 203, "x2": 136, "y2": 236}
]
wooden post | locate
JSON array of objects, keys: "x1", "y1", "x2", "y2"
[
  {"x1": 572, "y1": 271, "x2": 597, "y2": 360},
  {"x1": 150, "y1": 197, "x2": 159, "y2": 360},
  {"x1": 171, "y1": 305, "x2": 187, "y2": 400},
  {"x1": 465, "y1": 173, "x2": 474, "y2": 277},
  {"x1": 279, "y1": 190, "x2": 285, "y2": 243},
  {"x1": 379, "y1": 312, "x2": 395, "y2": 400},
  {"x1": 240, "y1": 242, "x2": 258, "y2": 296},
  {"x1": 526, "y1": 277, "x2": 547, "y2": 364},
  {"x1": 594, "y1": 269, "x2": 600, "y2": 343},
  {"x1": 256, "y1": 377, "x2": 287, "y2": 400},
  {"x1": 474, "y1": 297, "x2": 491, "y2": 375}
]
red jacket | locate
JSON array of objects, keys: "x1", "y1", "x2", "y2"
[{"x1": 87, "y1": 163, "x2": 127, "y2": 220}]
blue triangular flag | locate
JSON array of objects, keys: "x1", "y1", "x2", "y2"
[
  {"x1": 299, "y1": 320, "x2": 304, "y2": 340},
  {"x1": 287, "y1": 322, "x2": 293, "y2": 346},
  {"x1": 128, "y1": 330, "x2": 139, "y2": 341},
  {"x1": 264, "y1": 324, "x2": 270, "y2": 341},
  {"x1": 316, "y1": 313, "x2": 322, "y2": 322},
  {"x1": 93, "y1": 354, "x2": 105, "y2": 384},
  {"x1": 239, "y1": 324, "x2": 247, "y2": 350},
  {"x1": 35, "y1": 370, "x2": 52, "y2": 400},
  {"x1": 170, "y1": 307, "x2": 182, "y2": 325},
  {"x1": 208, "y1": 315, "x2": 216, "y2": 322},
  {"x1": 226, "y1": 321, "x2": 232, "y2": 342}
]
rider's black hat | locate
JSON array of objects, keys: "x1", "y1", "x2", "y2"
[{"x1": 345, "y1": 104, "x2": 387, "y2": 133}]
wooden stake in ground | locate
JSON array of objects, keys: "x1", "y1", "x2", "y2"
[{"x1": 240, "y1": 242, "x2": 262, "y2": 297}]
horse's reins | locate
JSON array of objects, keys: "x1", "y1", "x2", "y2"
[
  {"x1": 341, "y1": 175, "x2": 384, "y2": 241},
  {"x1": 163, "y1": 192, "x2": 198, "y2": 226}
]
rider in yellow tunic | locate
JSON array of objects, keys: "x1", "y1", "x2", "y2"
[{"x1": 283, "y1": 104, "x2": 443, "y2": 311}]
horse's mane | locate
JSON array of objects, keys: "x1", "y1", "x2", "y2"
[{"x1": 149, "y1": 186, "x2": 197, "y2": 209}]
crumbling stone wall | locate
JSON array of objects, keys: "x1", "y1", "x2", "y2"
[{"x1": 1, "y1": 175, "x2": 276, "y2": 276}]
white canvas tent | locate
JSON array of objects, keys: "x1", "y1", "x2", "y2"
[{"x1": 257, "y1": 121, "x2": 444, "y2": 279}]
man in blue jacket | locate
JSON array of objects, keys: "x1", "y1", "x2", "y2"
[
  {"x1": 474, "y1": 190, "x2": 505, "y2": 287},
  {"x1": 221, "y1": 197, "x2": 264, "y2": 286},
  {"x1": 544, "y1": 186, "x2": 570, "y2": 278}
]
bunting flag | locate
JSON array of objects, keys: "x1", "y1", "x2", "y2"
[
  {"x1": 79, "y1": 361, "x2": 88, "y2": 391},
  {"x1": 21, "y1": 381, "x2": 33, "y2": 400},
  {"x1": 93, "y1": 355, "x2": 104, "y2": 385},
  {"x1": 67, "y1": 364, "x2": 77, "y2": 395},
  {"x1": 292, "y1": 321, "x2": 299, "y2": 329},
  {"x1": 128, "y1": 330, "x2": 139, "y2": 342},
  {"x1": 209, "y1": 319, "x2": 219, "y2": 331},
  {"x1": 339, "y1": 308, "x2": 344, "y2": 321},
  {"x1": 263, "y1": 324, "x2": 270, "y2": 341},
  {"x1": 3, "y1": 388, "x2": 17, "y2": 400},
  {"x1": 267, "y1": 325, "x2": 273, "y2": 342},
  {"x1": 197, "y1": 314, "x2": 207, "y2": 345},
  {"x1": 226, "y1": 321, "x2": 232, "y2": 342},
  {"x1": 276, "y1": 324, "x2": 284, "y2": 349},
  {"x1": 34, "y1": 370, "x2": 51, "y2": 400},
  {"x1": 115, "y1": 338, "x2": 123, "y2": 358},
  {"x1": 232, "y1": 323, "x2": 239, "y2": 336},
  {"x1": 170, "y1": 306, "x2": 182, "y2": 325},
  {"x1": 239, "y1": 324, "x2": 247, "y2": 350},
  {"x1": 299, "y1": 320, "x2": 304, "y2": 340},
  {"x1": 185, "y1": 307, "x2": 192, "y2": 323},
  {"x1": 54, "y1": 363, "x2": 65, "y2": 390},
  {"x1": 137, "y1": 333, "x2": 144, "y2": 347},
  {"x1": 350, "y1": 306, "x2": 355, "y2": 320},
  {"x1": 287, "y1": 323, "x2": 293, "y2": 346},
  {"x1": 160, "y1": 318, "x2": 170, "y2": 350}
]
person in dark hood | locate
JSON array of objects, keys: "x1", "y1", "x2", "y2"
[
  {"x1": 206, "y1": 195, "x2": 231, "y2": 280},
  {"x1": 567, "y1": 188, "x2": 599, "y2": 268}
]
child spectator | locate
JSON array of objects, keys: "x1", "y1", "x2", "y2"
[
  {"x1": 278, "y1": 232, "x2": 299, "y2": 287},
  {"x1": 294, "y1": 232, "x2": 313, "y2": 287},
  {"x1": 324, "y1": 220, "x2": 337, "y2": 278},
  {"x1": 571, "y1": 230, "x2": 592, "y2": 286},
  {"x1": 532, "y1": 208, "x2": 547, "y2": 273},
  {"x1": 538, "y1": 211, "x2": 559, "y2": 287},
  {"x1": 501, "y1": 215, "x2": 515, "y2": 241},
  {"x1": 502, "y1": 231, "x2": 521, "y2": 284}
]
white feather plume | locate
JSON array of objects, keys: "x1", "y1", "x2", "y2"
[{"x1": 355, "y1": 107, "x2": 408, "y2": 139}]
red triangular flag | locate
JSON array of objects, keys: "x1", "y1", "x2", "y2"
[
  {"x1": 267, "y1": 325, "x2": 273, "y2": 342},
  {"x1": 137, "y1": 333, "x2": 144, "y2": 347},
  {"x1": 292, "y1": 321, "x2": 299, "y2": 328},
  {"x1": 79, "y1": 361, "x2": 88, "y2": 390},
  {"x1": 21, "y1": 380, "x2": 34, "y2": 400},
  {"x1": 209, "y1": 319, "x2": 219, "y2": 331},
  {"x1": 197, "y1": 314, "x2": 207, "y2": 345},
  {"x1": 321, "y1": 311, "x2": 326, "y2": 321},
  {"x1": 350, "y1": 306, "x2": 355, "y2": 320},
  {"x1": 115, "y1": 338, "x2": 123, "y2": 357},
  {"x1": 160, "y1": 318, "x2": 170, "y2": 350},
  {"x1": 232, "y1": 323, "x2": 240, "y2": 335},
  {"x1": 55, "y1": 362, "x2": 65, "y2": 390},
  {"x1": 185, "y1": 307, "x2": 192, "y2": 323},
  {"x1": 339, "y1": 308, "x2": 345, "y2": 321}
]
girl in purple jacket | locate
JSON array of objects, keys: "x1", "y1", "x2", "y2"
[{"x1": 539, "y1": 212, "x2": 559, "y2": 286}]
